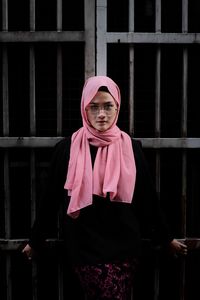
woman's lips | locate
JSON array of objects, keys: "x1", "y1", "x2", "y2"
[{"x1": 97, "y1": 121, "x2": 107, "y2": 124}]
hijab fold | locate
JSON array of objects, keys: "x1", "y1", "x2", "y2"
[{"x1": 64, "y1": 76, "x2": 136, "y2": 218}]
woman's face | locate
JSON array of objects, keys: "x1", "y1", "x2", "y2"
[{"x1": 86, "y1": 91, "x2": 118, "y2": 132}]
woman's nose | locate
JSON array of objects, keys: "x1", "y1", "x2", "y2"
[{"x1": 97, "y1": 109, "x2": 106, "y2": 117}]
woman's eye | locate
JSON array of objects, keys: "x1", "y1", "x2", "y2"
[
  {"x1": 105, "y1": 104, "x2": 113, "y2": 110},
  {"x1": 90, "y1": 106, "x2": 99, "y2": 111}
]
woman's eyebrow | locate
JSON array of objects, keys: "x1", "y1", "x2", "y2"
[{"x1": 90, "y1": 101, "x2": 113, "y2": 105}]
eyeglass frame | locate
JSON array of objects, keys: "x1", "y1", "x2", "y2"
[{"x1": 85, "y1": 103, "x2": 118, "y2": 116}]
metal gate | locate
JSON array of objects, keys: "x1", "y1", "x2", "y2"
[{"x1": 1, "y1": 0, "x2": 200, "y2": 299}]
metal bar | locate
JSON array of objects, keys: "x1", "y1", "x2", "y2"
[
  {"x1": 57, "y1": 207, "x2": 64, "y2": 300},
  {"x1": 30, "y1": 0, "x2": 35, "y2": 31},
  {"x1": 30, "y1": 151, "x2": 38, "y2": 300},
  {"x1": 155, "y1": 0, "x2": 161, "y2": 32},
  {"x1": 96, "y1": 0, "x2": 107, "y2": 75},
  {"x1": 57, "y1": 0, "x2": 62, "y2": 31},
  {"x1": 4, "y1": 152, "x2": 12, "y2": 300},
  {"x1": 4, "y1": 153, "x2": 11, "y2": 239},
  {"x1": 182, "y1": 49, "x2": 188, "y2": 137},
  {"x1": 84, "y1": 0, "x2": 96, "y2": 78},
  {"x1": 180, "y1": 4, "x2": 188, "y2": 299},
  {"x1": 155, "y1": 48, "x2": 161, "y2": 138},
  {"x1": 0, "y1": 31, "x2": 85, "y2": 42},
  {"x1": 2, "y1": 32, "x2": 200, "y2": 44},
  {"x1": 106, "y1": 32, "x2": 200, "y2": 44},
  {"x1": 182, "y1": 0, "x2": 188, "y2": 33},
  {"x1": 30, "y1": 46, "x2": 36, "y2": 136},
  {"x1": 0, "y1": 137, "x2": 63, "y2": 147},
  {"x1": 154, "y1": 47, "x2": 161, "y2": 300},
  {"x1": 153, "y1": 255, "x2": 160, "y2": 300},
  {"x1": 1, "y1": 238, "x2": 200, "y2": 251},
  {"x1": 129, "y1": 47, "x2": 134, "y2": 136},
  {"x1": 155, "y1": 46, "x2": 161, "y2": 195},
  {"x1": 30, "y1": 152, "x2": 36, "y2": 227},
  {"x1": 179, "y1": 43, "x2": 188, "y2": 300},
  {"x1": 129, "y1": 0, "x2": 134, "y2": 32},
  {"x1": 1, "y1": 137, "x2": 200, "y2": 148},
  {"x1": 6, "y1": 255, "x2": 12, "y2": 300},
  {"x1": 2, "y1": 46, "x2": 9, "y2": 136},
  {"x1": 2, "y1": 43, "x2": 11, "y2": 300},
  {"x1": 128, "y1": 0, "x2": 135, "y2": 136},
  {"x1": 180, "y1": 150, "x2": 187, "y2": 300},
  {"x1": 2, "y1": 0, "x2": 8, "y2": 30},
  {"x1": 181, "y1": 48, "x2": 188, "y2": 233},
  {"x1": 2, "y1": 1, "x2": 11, "y2": 294},
  {"x1": 57, "y1": 45, "x2": 63, "y2": 135}
]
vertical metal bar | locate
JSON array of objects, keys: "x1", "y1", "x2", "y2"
[
  {"x1": 30, "y1": 47, "x2": 36, "y2": 136},
  {"x1": 29, "y1": 3, "x2": 38, "y2": 298},
  {"x1": 2, "y1": 0, "x2": 11, "y2": 295},
  {"x1": 2, "y1": 0, "x2": 9, "y2": 134},
  {"x1": 56, "y1": 3, "x2": 64, "y2": 299},
  {"x1": 96, "y1": 0, "x2": 107, "y2": 75},
  {"x1": 129, "y1": 47, "x2": 134, "y2": 136},
  {"x1": 84, "y1": 0, "x2": 95, "y2": 78},
  {"x1": 182, "y1": 0, "x2": 188, "y2": 139},
  {"x1": 129, "y1": 0, "x2": 135, "y2": 136},
  {"x1": 57, "y1": 0, "x2": 62, "y2": 31},
  {"x1": 4, "y1": 153, "x2": 12, "y2": 300},
  {"x1": 30, "y1": 151, "x2": 38, "y2": 300},
  {"x1": 182, "y1": 49, "x2": 188, "y2": 138},
  {"x1": 155, "y1": 0, "x2": 161, "y2": 193},
  {"x1": 181, "y1": 49, "x2": 188, "y2": 228},
  {"x1": 56, "y1": 38, "x2": 63, "y2": 300},
  {"x1": 2, "y1": 48, "x2": 9, "y2": 136},
  {"x1": 2, "y1": 0, "x2": 9, "y2": 135},
  {"x1": 57, "y1": 49, "x2": 64, "y2": 300},
  {"x1": 30, "y1": 0, "x2": 36, "y2": 135},
  {"x1": 30, "y1": 47, "x2": 38, "y2": 300},
  {"x1": 180, "y1": 150, "x2": 187, "y2": 300},
  {"x1": 182, "y1": 0, "x2": 188, "y2": 33},
  {"x1": 2, "y1": 0, "x2": 8, "y2": 30},
  {"x1": 57, "y1": 207, "x2": 64, "y2": 300},
  {"x1": 57, "y1": 45, "x2": 63, "y2": 136},
  {"x1": 154, "y1": 2, "x2": 162, "y2": 300},
  {"x1": 30, "y1": 0, "x2": 35, "y2": 31},
  {"x1": 30, "y1": 154, "x2": 36, "y2": 227},
  {"x1": 155, "y1": 0, "x2": 161, "y2": 32},
  {"x1": 180, "y1": 2, "x2": 188, "y2": 299},
  {"x1": 155, "y1": 49, "x2": 161, "y2": 140},
  {"x1": 154, "y1": 50, "x2": 161, "y2": 300}
]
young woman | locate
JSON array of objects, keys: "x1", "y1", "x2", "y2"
[{"x1": 22, "y1": 76, "x2": 187, "y2": 300}]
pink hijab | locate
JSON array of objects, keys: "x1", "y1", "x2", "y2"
[{"x1": 64, "y1": 76, "x2": 136, "y2": 218}]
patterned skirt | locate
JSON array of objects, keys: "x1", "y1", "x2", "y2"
[{"x1": 73, "y1": 258, "x2": 138, "y2": 300}]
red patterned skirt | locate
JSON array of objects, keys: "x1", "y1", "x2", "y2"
[{"x1": 73, "y1": 258, "x2": 138, "y2": 300}]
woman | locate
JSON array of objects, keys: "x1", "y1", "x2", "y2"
[{"x1": 22, "y1": 76, "x2": 187, "y2": 300}]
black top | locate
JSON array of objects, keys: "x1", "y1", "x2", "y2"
[{"x1": 29, "y1": 137, "x2": 173, "y2": 265}]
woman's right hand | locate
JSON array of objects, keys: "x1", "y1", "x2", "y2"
[{"x1": 22, "y1": 244, "x2": 34, "y2": 260}]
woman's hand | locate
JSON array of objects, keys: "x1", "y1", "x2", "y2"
[
  {"x1": 169, "y1": 239, "x2": 188, "y2": 257},
  {"x1": 22, "y1": 243, "x2": 34, "y2": 260}
]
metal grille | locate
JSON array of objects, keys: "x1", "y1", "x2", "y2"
[
  {"x1": 96, "y1": 1, "x2": 200, "y2": 299},
  {"x1": 1, "y1": 0, "x2": 200, "y2": 300},
  {"x1": 0, "y1": 1, "x2": 95, "y2": 299}
]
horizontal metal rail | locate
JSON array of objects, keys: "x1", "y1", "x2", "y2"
[
  {"x1": 0, "y1": 137, "x2": 200, "y2": 148},
  {"x1": 106, "y1": 32, "x2": 200, "y2": 44},
  {"x1": 0, "y1": 31, "x2": 85, "y2": 42},
  {"x1": 1, "y1": 238, "x2": 200, "y2": 251},
  {"x1": 1, "y1": 32, "x2": 200, "y2": 44}
]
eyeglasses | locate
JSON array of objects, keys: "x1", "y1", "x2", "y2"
[{"x1": 86, "y1": 104, "x2": 118, "y2": 115}]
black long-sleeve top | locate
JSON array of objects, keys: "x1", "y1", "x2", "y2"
[{"x1": 29, "y1": 137, "x2": 173, "y2": 265}]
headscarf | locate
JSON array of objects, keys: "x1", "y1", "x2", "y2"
[{"x1": 64, "y1": 76, "x2": 136, "y2": 218}]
